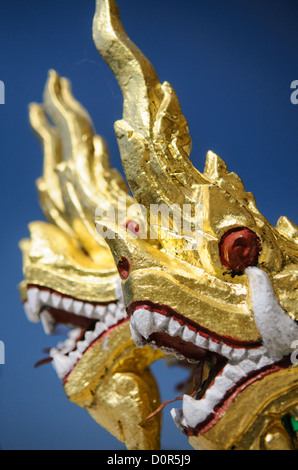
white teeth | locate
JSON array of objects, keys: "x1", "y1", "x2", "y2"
[
  {"x1": 130, "y1": 327, "x2": 145, "y2": 347},
  {"x1": 50, "y1": 350, "x2": 76, "y2": 380},
  {"x1": 68, "y1": 328, "x2": 81, "y2": 340},
  {"x1": 62, "y1": 297, "x2": 73, "y2": 312},
  {"x1": 85, "y1": 330, "x2": 97, "y2": 344},
  {"x1": 128, "y1": 306, "x2": 282, "y2": 433},
  {"x1": 208, "y1": 338, "x2": 221, "y2": 354},
  {"x1": 219, "y1": 343, "x2": 232, "y2": 358},
  {"x1": 195, "y1": 333, "x2": 208, "y2": 349},
  {"x1": 77, "y1": 340, "x2": 89, "y2": 353},
  {"x1": 75, "y1": 323, "x2": 108, "y2": 355},
  {"x1": 25, "y1": 287, "x2": 127, "y2": 334},
  {"x1": 40, "y1": 310, "x2": 55, "y2": 334},
  {"x1": 95, "y1": 321, "x2": 108, "y2": 335},
  {"x1": 115, "y1": 306, "x2": 126, "y2": 321},
  {"x1": 182, "y1": 395, "x2": 212, "y2": 427},
  {"x1": 51, "y1": 314, "x2": 116, "y2": 380},
  {"x1": 132, "y1": 309, "x2": 155, "y2": 339},
  {"x1": 25, "y1": 288, "x2": 128, "y2": 329},
  {"x1": 27, "y1": 288, "x2": 41, "y2": 314},
  {"x1": 24, "y1": 286, "x2": 128, "y2": 381},
  {"x1": 204, "y1": 387, "x2": 223, "y2": 408},
  {"x1": 84, "y1": 303, "x2": 95, "y2": 317},
  {"x1": 39, "y1": 289, "x2": 51, "y2": 304},
  {"x1": 73, "y1": 300, "x2": 83, "y2": 315},
  {"x1": 178, "y1": 350, "x2": 276, "y2": 431},
  {"x1": 58, "y1": 337, "x2": 77, "y2": 355},
  {"x1": 182, "y1": 326, "x2": 196, "y2": 343},
  {"x1": 153, "y1": 312, "x2": 169, "y2": 331},
  {"x1": 130, "y1": 307, "x2": 273, "y2": 373},
  {"x1": 129, "y1": 317, "x2": 146, "y2": 347},
  {"x1": 246, "y1": 346, "x2": 266, "y2": 361},
  {"x1": 105, "y1": 312, "x2": 116, "y2": 328},
  {"x1": 211, "y1": 374, "x2": 234, "y2": 396},
  {"x1": 222, "y1": 363, "x2": 245, "y2": 383},
  {"x1": 68, "y1": 350, "x2": 82, "y2": 361},
  {"x1": 230, "y1": 347, "x2": 247, "y2": 361},
  {"x1": 107, "y1": 303, "x2": 117, "y2": 314},
  {"x1": 130, "y1": 308, "x2": 252, "y2": 364},
  {"x1": 168, "y1": 317, "x2": 183, "y2": 336},
  {"x1": 238, "y1": 358, "x2": 256, "y2": 375},
  {"x1": 95, "y1": 305, "x2": 106, "y2": 319},
  {"x1": 23, "y1": 301, "x2": 39, "y2": 323},
  {"x1": 51, "y1": 293, "x2": 62, "y2": 309},
  {"x1": 257, "y1": 354, "x2": 273, "y2": 369}
]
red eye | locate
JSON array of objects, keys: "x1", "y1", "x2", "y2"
[
  {"x1": 117, "y1": 256, "x2": 130, "y2": 279},
  {"x1": 125, "y1": 220, "x2": 140, "y2": 236},
  {"x1": 219, "y1": 227, "x2": 260, "y2": 273}
]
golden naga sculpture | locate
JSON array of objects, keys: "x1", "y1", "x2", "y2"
[{"x1": 19, "y1": 0, "x2": 298, "y2": 450}]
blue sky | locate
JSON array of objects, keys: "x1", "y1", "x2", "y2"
[{"x1": 0, "y1": 0, "x2": 297, "y2": 450}]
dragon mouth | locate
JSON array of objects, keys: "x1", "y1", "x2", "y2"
[
  {"x1": 24, "y1": 282, "x2": 127, "y2": 381},
  {"x1": 128, "y1": 301, "x2": 290, "y2": 435}
]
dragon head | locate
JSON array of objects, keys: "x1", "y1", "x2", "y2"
[
  {"x1": 20, "y1": 0, "x2": 298, "y2": 450},
  {"x1": 92, "y1": 0, "x2": 298, "y2": 449},
  {"x1": 19, "y1": 69, "x2": 163, "y2": 450}
]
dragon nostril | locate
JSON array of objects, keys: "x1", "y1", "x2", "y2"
[
  {"x1": 219, "y1": 227, "x2": 260, "y2": 274},
  {"x1": 117, "y1": 256, "x2": 130, "y2": 279}
]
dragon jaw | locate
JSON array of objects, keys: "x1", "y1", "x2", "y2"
[
  {"x1": 172, "y1": 267, "x2": 298, "y2": 435},
  {"x1": 19, "y1": 220, "x2": 127, "y2": 381},
  {"x1": 23, "y1": 281, "x2": 127, "y2": 381}
]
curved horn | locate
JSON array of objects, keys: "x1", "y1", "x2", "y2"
[
  {"x1": 92, "y1": 0, "x2": 207, "y2": 212},
  {"x1": 92, "y1": 0, "x2": 161, "y2": 135}
]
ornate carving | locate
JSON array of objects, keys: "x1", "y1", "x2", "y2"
[{"x1": 20, "y1": 0, "x2": 298, "y2": 450}]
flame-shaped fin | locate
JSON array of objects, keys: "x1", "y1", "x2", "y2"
[
  {"x1": 29, "y1": 69, "x2": 136, "y2": 262},
  {"x1": 43, "y1": 70, "x2": 94, "y2": 166},
  {"x1": 29, "y1": 102, "x2": 76, "y2": 238},
  {"x1": 203, "y1": 150, "x2": 260, "y2": 214}
]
